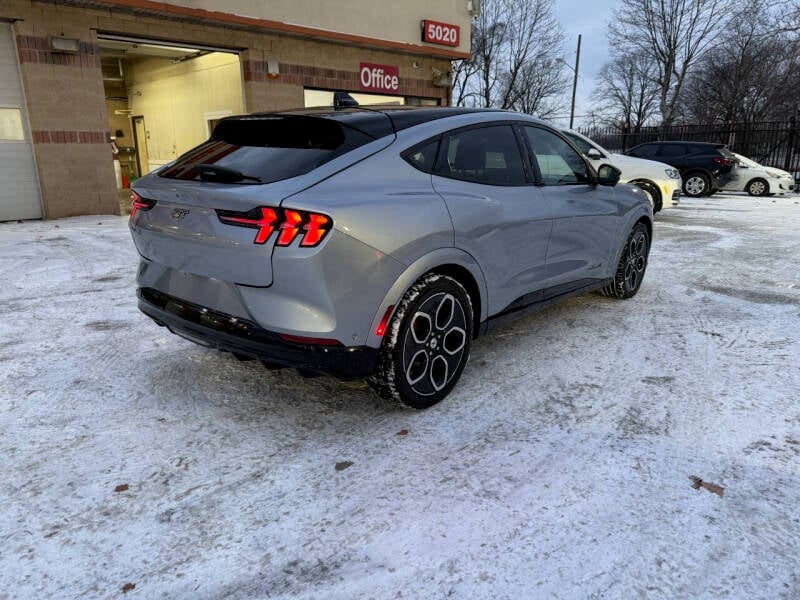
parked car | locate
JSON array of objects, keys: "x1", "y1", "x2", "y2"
[
  {"x1": 129, "y1": 107, "x2": 652, "y2": 409},
  {"x1": 722, "y1": 153, "x2": 795, "y2": 196},
  {"x1": 560, "y1": 128, "x2": 681, "y2": 212},
  {"x1": 625, "y1": 141, "x2": 736, "y2": 197}
]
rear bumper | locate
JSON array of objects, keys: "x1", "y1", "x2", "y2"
[
  {"x1": 138, "y1": 288, "x2": 378, "y2": 379},
  {"x1": 712, "y1": 170, "x2": 734, "y2": 188}
]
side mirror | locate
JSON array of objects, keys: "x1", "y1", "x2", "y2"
[
  {"x1": 597, "y1": 164, "x2": 622, "y2": 186},
  {"x1": 586, "y1": 147, "x2": 603, "y2": 159}
]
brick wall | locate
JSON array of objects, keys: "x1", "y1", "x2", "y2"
[{"x1": 1, "y1": 0, "x2": 453, "y2": 218}]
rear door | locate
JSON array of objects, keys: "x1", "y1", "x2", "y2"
[
  {"x1": 431, "y1": 123, "x2": 552, "y2": 315},
  {"x1": 520, "y1": 125, "x2": 619, "y2": 295}
]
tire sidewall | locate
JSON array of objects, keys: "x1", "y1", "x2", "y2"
[
  {"x1": 383, "y1": 275, "x2": 473, "y2": 409},
  {"x1": 633, "y1": 180, "x2": 662, "y2": 213}
]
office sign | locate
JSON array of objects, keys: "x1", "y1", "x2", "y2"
[{"x1": 359, "y1": 63, "x2": 400, "y2": 94}]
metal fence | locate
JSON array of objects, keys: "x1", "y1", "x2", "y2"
[{"x1": 576, "y1": 119, "x2": 800, "y2": 174}]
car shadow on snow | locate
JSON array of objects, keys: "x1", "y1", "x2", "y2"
[{"x1": 140, "y1": 345, "x2": 401, "y2": 423}]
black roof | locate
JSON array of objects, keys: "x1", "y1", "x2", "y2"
[{"x1": 235, "y1": 106, "x2": 509, "y2": 140}]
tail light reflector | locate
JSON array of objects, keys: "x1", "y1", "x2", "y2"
[
  {"x1": 713, "y1": 157, "x2": 733, "y2": 166},
  {"x1": 375, "y1": 305, "x2": 395, "y2": 337},
  {"x1": 129, "y1": 191, "x2": 155, "y2": 220},
  {"x1": 216, "y1": 206, "x2": 332, "y2": 247},
  {"x1": 278, "y1": 333, "x2": 343, "y2": 346}
]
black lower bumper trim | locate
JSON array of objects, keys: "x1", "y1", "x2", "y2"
[{"x1": 137, "y1": 288, "x2": 378, "y2": 379}]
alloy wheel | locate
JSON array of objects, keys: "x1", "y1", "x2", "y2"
[
  {"x1": 401, "y1": 292, "x2": 468, "y2": 397},
  {"x1": 685, "y1": 176, "x2": 706, "y2": 196},
  {"x1": 623, "y1": 230, "x2": 648, "y2": 292}
]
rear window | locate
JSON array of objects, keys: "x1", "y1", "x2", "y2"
[{"x1": 159, "y1": 115, "x2": 378, "y2": 184}]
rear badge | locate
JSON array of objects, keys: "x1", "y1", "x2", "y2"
[{"x1": 171, "y1": 208, "x2": 189, "y2": 220}]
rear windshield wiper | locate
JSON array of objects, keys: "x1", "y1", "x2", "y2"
[{"x1": 194, "y1": 163, "x2": 262, "y2": 183}]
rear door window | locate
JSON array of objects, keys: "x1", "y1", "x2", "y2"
[
  {"x1": 628, "y1": 144, "x2": 657, "y2": 158},
  {"x1": 159, "y1": 115, "x2": 378, "y2": 184},
  {"x1": 656, "y1": 144, "x2": 687, "y2": 158},
  {"x1": 433, "y1": 125, "x2": 527, "y2": 186},
  {"x1": 402, "y1": 138, "x2": 440, "y2": 173}
]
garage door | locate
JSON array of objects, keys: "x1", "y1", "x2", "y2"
[{"x1": 0, "y1": 23, "x2": 41, "y2": 221}]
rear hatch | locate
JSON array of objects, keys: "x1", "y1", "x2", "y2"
[{"x1": 129, "y1": 112, "x2": 394, "y2": 286}]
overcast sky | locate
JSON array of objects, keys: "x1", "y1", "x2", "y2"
[{"x1": 553, "y1": 0, "x2": 616, "y2": 127}]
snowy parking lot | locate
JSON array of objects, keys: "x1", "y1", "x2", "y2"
[{"x1": 1, "y1": 193, "x2": 800, "y2": 599}]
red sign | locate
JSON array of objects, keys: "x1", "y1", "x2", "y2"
[
  {"x1": 421, "y1": 19, "x2": 460, "y2": 47},
  {"x1": 359, "y1": 62, "x2": 400, "y2": 94}
]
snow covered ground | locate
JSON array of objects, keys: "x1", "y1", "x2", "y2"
[{"x1": 1, "y1": 193, "x2": 799, "y2": 599}]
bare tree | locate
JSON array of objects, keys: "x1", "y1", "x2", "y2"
[
  {"x1": 593, "y1": 52, "x2": 660, "y2": 130},
  {"x1": 679, "y1": 0, "x2": 800, "y2": 123},
  {"x1": 509, "y1": 59, "x2": 567, "y2": 118},
  {"x1": 452, "y1": 0, "x2": 568, "y2": 116},
  {"x1": 609, "y1": 0, "x2": 734, "y2": 126}
]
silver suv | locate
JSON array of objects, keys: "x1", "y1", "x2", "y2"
[{"x1": 129, "y1": 107, "x2": 652, "y2": 408}]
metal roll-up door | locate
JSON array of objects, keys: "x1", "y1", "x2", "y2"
[{"x1": 0, "y1": 23, "x2": 42, "y2": 221}]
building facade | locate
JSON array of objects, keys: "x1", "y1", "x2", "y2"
[{"x1": 0, "y1": 0, "x2": 473, "y2": 220}]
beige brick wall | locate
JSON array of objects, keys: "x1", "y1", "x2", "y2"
[
  {"x1": 159, "y1": 0, "x2": 473, "y2": 55},
  {"x1": 1, "y1": 0, "x2": 456, "y2": 218}
]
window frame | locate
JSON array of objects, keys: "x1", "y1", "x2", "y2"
[
  {"x1": 403, "y1": 121, "x2": 535, "y2": 187},
  {"x1": 401, "y1": 136, "x2": 442, "y2": 174},
  {"x1": 627, "y1": 143, "x2": 658, "y2": 159}
]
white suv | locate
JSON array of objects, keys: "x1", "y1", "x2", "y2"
[{"x1": 561, "y1": 129, "x2": 682, "y2": 213}]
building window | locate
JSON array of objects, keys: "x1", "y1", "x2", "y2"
[{"x1": 0, "y1": 108, "x2": 25, "y2": 141}]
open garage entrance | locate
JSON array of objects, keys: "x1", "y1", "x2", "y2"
[{"x1": 98, "y1": 35, "x2": 244, "y2": 200}]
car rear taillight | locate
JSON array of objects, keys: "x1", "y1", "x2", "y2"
[
  {"x1": 217, "y1": 207, "x2": 278, "y2": 244},
  {"x1": 713, "y1": 157, "x2": 733, "y2": 166},
  {"x1": 277, "y1": 210, "x2": 303, "y2": 246},
  {"x1": 129, "y1": 191, "x2": 155, "y2": 220},
  {"x1": 217, "y1": 206, "x2": 331, "y2": 247}
]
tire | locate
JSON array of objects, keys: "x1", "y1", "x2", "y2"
[
  {"x1": 368, "y1": 274, "x2": 473, "y2": 409},
  {"x1": 746, "y1": 178, "x2": 769, "y2": 196},
  {"x1": 601, "y1": 222, "x2": 650, "y2": 299},
  {"x1": 632, "y1": 180, "x2": 662, "y2": 213},
  {"x1": 683, "y1": 172, "x2": 710, "y2": 197}
]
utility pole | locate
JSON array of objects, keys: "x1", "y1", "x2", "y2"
[{"x1": 569, "y1": 34, "x2": 581, "y2": 129}]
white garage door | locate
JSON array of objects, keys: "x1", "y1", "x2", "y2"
[{"x1": 0, "y1": 23, "x2": 41, "y2": 221}]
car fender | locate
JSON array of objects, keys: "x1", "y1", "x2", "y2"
[
  {"x1": 612, "y1": 207, "x2": 653, "y2": 270},
  {"x1": 365, "y1": 247, "x2": 488, "y2": 348},
  {"x1": 683, "y1": 167, "x2": 716, "y2": 182}
]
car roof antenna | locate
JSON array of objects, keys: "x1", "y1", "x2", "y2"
[{"x1": 333, "y1": 92, "x2": 359, "y2": 109}]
